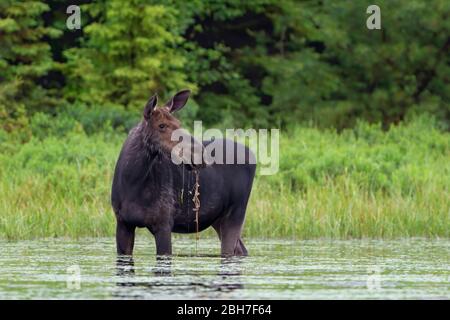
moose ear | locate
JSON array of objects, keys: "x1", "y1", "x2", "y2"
[
  {"x1": 165, "y1": 89, "x2": 191, "y2": 113},
  {"x1": 143, "y1": 94, "x2": 158, "y2": 120}
]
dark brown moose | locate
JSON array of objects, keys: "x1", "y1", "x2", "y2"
[{"x1": 111, "y1": 90, "x2": 256, "y2": 257}]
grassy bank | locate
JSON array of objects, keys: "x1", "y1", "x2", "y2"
[{"x1": 0, "y1": 115, "x2": 448, "y2": 240}]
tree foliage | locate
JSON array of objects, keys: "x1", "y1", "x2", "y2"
[
  {"x1": 1, "y1": 0, "x2": 449, "y2": 132},
  {"x1": 0, "y1": 0, "x2": 60, "y2": 136},
  {"x1": 63, "y1": 0, "x2": 193, "y2": 111}
]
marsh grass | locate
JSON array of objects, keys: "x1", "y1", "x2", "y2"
[
  {"x1": 245, "y1": 177, "x2": 449, "y2": 239},
  {"x1": 0, "y1": 115, "x2": 448, "y2": 240}
]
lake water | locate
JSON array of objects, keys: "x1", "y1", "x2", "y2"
[{"x1": 0, "y1": 237, "x2": 448, "y2": 299}]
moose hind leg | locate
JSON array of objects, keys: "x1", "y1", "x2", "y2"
[
  {"x1": 219, "y1": 207, "x2": 248, "y2": 257},
  {"x1": 214, "y1": 218, "x2": 247, "y2": 255},
  {"x1": 237, "y1": 238, "x2": 248, "y2": 256},
  {"x1": 116, "y1": 219, "x2": 136, "y2": 255}
]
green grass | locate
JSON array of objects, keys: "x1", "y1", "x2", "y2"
[{"x1": 0, "y1": 115, "x2": 448, "y2": 240}]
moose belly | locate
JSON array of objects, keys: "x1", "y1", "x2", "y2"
[
  {"x1": 172, "y1": 204, "x2": 223, "y2": 234},
  {"x1": 119, "y1": 200, "x2": 173, "y2": 228}
]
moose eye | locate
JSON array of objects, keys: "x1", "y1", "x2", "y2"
[{"x1": 159, "y1": 124, "x2": 166, "y2": 129}]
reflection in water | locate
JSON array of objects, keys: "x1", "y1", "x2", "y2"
[
  {"x1": 116, "y1": 256, "x2": 135, "y2": 286},
  {"x1": 153, "y1": 256, "x2": 172, "y2": 276},
  {"x1": 114, "y1": 254, "x2": 244, "y2": 298},
  {"x1": 1, "y1": 238, "x2": 449, "y2": 299},
  {"x1": 215, "y1": 257, "x2": 244, "y2": 291}
]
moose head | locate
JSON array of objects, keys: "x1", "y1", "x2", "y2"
[{"x1": 142, "y1": 90, "x2": 205, "y2": 169}]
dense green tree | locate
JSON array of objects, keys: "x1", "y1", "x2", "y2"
[
  {"x1": 178, "y1": 0, "x2": 276, "y2": 128},
  {"x1": 63, "y1": 0, "x2": 194, "y2": 112},
  {"x1": 256, "y1": 0, "x2": 450, "y2": 129},
  {"x1": 0, "y1": 0, "x2": 60, "y2": 136},
  {"x1": 1, "y1": 0, "x2": 449, "y2": 133},
  {"x1": 182, "y1": 0, "x2": 450, "y2": 128}
]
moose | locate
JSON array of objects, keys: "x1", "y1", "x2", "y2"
[{"x1": 111, "y1": 90, "x2": 256, "y2": 257}]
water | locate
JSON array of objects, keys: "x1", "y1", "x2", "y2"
[{"x1": 0, "y1": 237, "x2": 448, "y2": 299}]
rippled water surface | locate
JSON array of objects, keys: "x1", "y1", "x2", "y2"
[{"x1": 0, "y1": 237, "x2": 448, "y2": 299}]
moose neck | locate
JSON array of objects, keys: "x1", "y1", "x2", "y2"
[{"x1": 122, "y1": 125, "x2": 170, "y2": 186}]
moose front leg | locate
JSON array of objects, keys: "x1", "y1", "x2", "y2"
[
  {"x1": 151, "y1": 227, "x2": 172, "y2": 256},
  {"x1": 116, "y1": 219, "x2": 136, "y2": 256}
]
